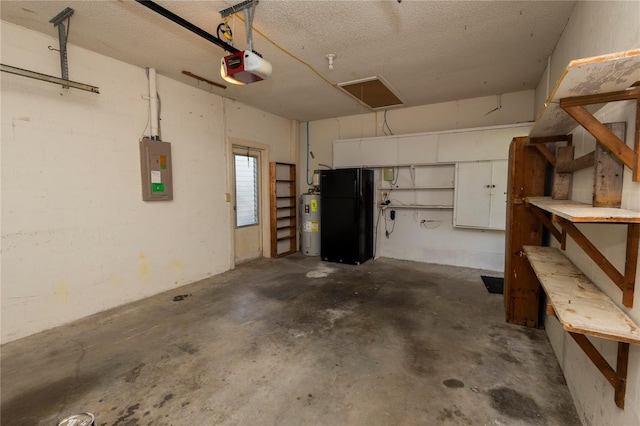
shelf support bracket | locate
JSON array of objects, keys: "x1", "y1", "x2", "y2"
[
  {"x1": 569, "y1": 332, "x2": 629, "y2": 409},
  {"x1": 560, "y1": 88, "x2": 640, "y2": 181},
  {"x1": 534, "y1": 144, "x2": 557, "y2": 167},
  {"x1": 527, "y1": 204, "x2": 563, "y2": 244},
  {"x1": 557, "y1": 218, "x2": 636, "y2": 307}
]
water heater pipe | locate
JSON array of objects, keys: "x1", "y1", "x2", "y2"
[{"x1": 149, "y1": 68, "x2": 160, "y2": 140}]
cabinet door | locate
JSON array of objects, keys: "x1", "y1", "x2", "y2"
[
  {"x1": 454, "y1": 162, "x2": 492, "y2": 228},
  {"x1": 489, "y1": 160, "x2": 508, "y2": 229},
  {"x1": 454, "y1": 160, "x2": 507, "y2": 230}
]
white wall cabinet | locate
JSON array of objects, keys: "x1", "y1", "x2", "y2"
[
  {"x1": 454, "y1": 160, "x2": 507, "y2": 230},
  {"x1": 333, "y1": 123, "x2": 532, "y2": 168}
]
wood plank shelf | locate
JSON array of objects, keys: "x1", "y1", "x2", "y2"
[
  {"x1": 523, "y1": 246, "x2": 640, "y2": 344},
  {"x1": 525, "y1": 196, "x2": 640, "y2": 223},
  {"x1": 523, "y1": 245, "x2": 638, "y2": 409},
  {"x1": 528, "y1": 50, "x2": 640, "y2": 139}
]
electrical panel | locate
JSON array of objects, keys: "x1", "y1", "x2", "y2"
[{"x1": 140, "y1": 139, "x2": 173, "y2": 201}]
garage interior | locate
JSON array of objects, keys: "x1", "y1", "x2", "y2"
[{"x1": 1, "y1": 1, "x2": 639, "y2": 425}]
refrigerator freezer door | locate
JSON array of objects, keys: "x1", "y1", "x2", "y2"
[{"x1": 320, "y1": 168, "x2": 360, "y2": 198}]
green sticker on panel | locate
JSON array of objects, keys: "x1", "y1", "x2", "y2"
[{"x1": 152, "y1": 183, "x2": 165, "y2": 192}]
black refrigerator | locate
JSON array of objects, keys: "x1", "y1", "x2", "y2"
[{"x1": 320, "y1": 168, "x2": 374, "y2": 265}]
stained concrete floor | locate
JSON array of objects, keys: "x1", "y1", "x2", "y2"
[{"x1": 1, "y1": 255, "x2": 581, "y2": 426}]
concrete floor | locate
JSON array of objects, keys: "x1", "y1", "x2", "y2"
[{"x1": 1, "y1": 255, "x2": 581, "y2": 426}]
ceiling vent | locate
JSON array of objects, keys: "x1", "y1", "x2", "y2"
[{"x1": 338, "y1": 76, "x2": 405, "y2": 110}]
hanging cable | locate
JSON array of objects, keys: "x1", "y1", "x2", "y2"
[
  {"x1": 306, "y1": 121, "x2": 313, "y2": 185},
  {"x1": 216, "y1": 17, "x2": 233, "y2": 45},
  {"x1": 384, "y1": 209, "x2": 396, "y2": 238},
  {"x1": 373, "y1": 207, "x2": 383, "y2": 258},
  {"x1": 383, "y1": 110, "x2": 394, "y2": 136},
  {"x1": 391, "y1": 167, "x2": 399, "y2": 186}
]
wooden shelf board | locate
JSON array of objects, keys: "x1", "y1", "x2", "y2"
[
  {"x1": 275, "y1": 249, "x2": 296, "y2": 258},
  {"x1": 529, "y1": 50, "x2": 640, "y2": 139},
  {"x1": 526, "y1": 196, "x2": 640, "y2": 223},
  {"x1": 379, "y1": 204, "x2": 453, "y2": 210},
  {"x1": 524, "y1": 246, "x2": 640, "y2": 344}
]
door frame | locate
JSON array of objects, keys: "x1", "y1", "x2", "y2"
[{"x1": 228, "y1": 137, "x2": 271, "y2": 268}]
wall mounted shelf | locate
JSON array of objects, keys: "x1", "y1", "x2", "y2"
[
  {"x1": 526, "y1": 197, "x2": 640, "y2": 223},
  {"x1": 523, "y1": 245, "x2": 639, "y2": 409},
  {"x1": 510, "y1": 49, "x2": 640, "y2": 409},
  {"x1": 378, "y1": 186, "x2": 455, "y2": 190},
  {"x1": 379, "y1": 204, "x2": 453, "y2": 210}
]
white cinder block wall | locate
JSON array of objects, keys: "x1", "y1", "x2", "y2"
[
  {"x1": 1, "y1": 22, "x2": 295, "y2": 343},
  {"x1": 533, "y1": 2, "x2": 640, "y2": 425},
  {"x1": 299, "y1": 91, "x2": 534, "y2": 272}
]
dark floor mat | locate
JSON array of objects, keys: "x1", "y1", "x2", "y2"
[{"x1": 481, "y1": 276, "x2": 504, "y2": 294}]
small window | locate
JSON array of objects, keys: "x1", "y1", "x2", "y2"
[{"x1": 234, "y1": 154, "x2": 259, "y2": 227}]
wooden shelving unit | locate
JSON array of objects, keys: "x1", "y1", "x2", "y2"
[
  {"x1": 504, "y1": 137, "x2": 546, "y2": 328},
  {"x1": 504, "y1": 49, "x2": 640, "y2": 409},
  {"x1": 269, "y1": 162, "x2": 297, "y2": 258}
]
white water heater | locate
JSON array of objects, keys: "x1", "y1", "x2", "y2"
[{"x1": 301, "y1": 193, "x2": 321, "y2": 256}]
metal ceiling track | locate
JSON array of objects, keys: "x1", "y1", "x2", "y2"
[
  {"x1": 135, "y1": 1, "x2": 239, "y2": 54},
  {"x1": 0, "y1": 7, "x2": 99, "y2": 94}
]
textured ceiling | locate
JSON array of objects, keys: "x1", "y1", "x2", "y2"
[{"x1": 1, "y1": 1, "x2": 576, "y2": 122}]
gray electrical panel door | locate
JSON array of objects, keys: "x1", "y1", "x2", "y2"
[{"x1": 140, "y1": 139, "x2": 173, "y2": 201}]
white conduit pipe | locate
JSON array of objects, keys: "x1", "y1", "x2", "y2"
[{"x1": 149, "y1": 67, "x2": 160, "y2": 139}]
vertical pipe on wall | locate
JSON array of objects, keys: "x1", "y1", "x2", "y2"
[{"x1": 149, "y1": 68, "x2": 160, "y2": 140}]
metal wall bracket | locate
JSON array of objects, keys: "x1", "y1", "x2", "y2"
[
  {"x1": 219, "y1": 0, "x2": 258, "y2": 18},
  {"x1": 2, "y1": 6, "x2": 99, "y2": 94},
  {"x1": 49, "y1": 7, "x2": 74, "y2": 88}
]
